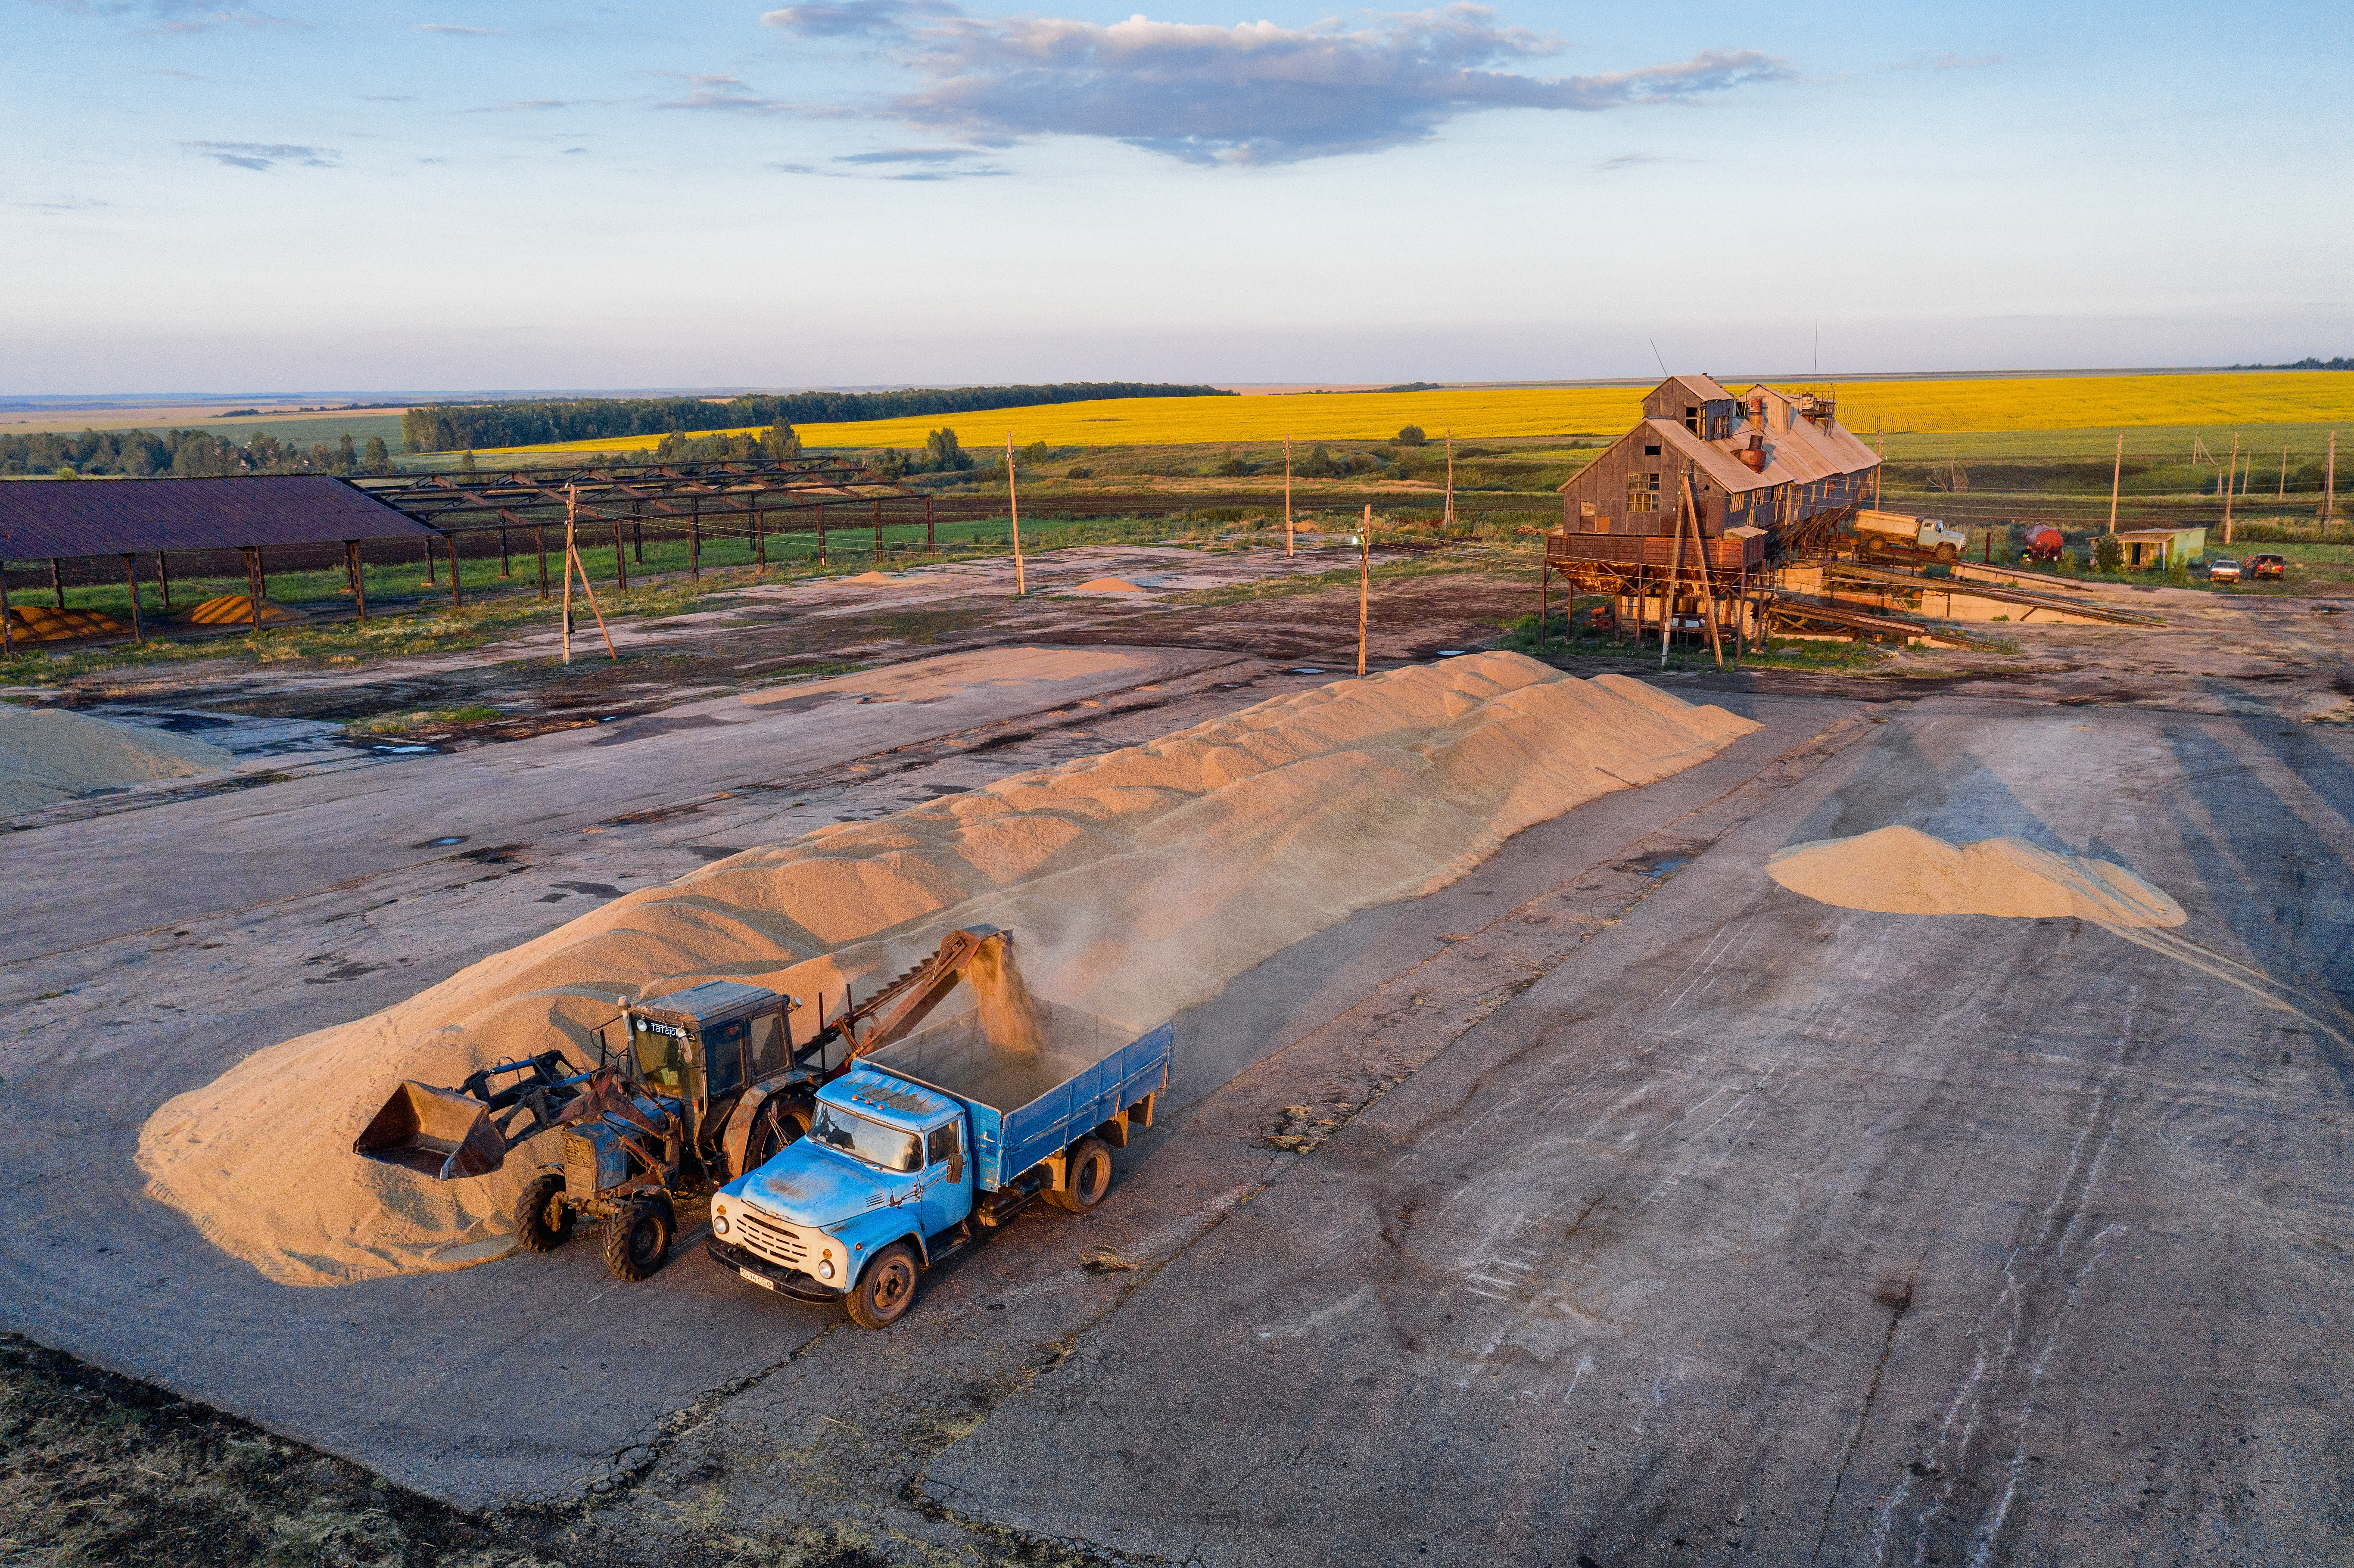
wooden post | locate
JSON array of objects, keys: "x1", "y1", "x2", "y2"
[
  {"x1": 563, "y1": 487, "x2": 576, "y2": 664},
  {"x1": 633, "y1": 512, "x2": 644, "y2": 563},
  {"x1": 872, "y1": 497, "x2": 882, "y2": 562},
  {"x1": 156, "y1": 551, "x2": 171, "y2": 610},
  {"x1": 50, "y1": 557, "x2": 65, "y2": 610},
  {"x1": 1444, "y1": 431, "x2": 1454, "y2": 532},
  {"x1": 246, "y1": 547, "x2": 264, "y2": 630},
  {"x1": 1875, "y1": 433, "x2": 1884, "y2": 508},
  {"x1": 2325, "y1": 430, "x2": 2337, "y2": 523},
  {"x1": 0, "y1": 562, "x2": 13, "y2": 658},
  {"x1": 817, "y1": 503, "x2": 826, "y2": 566},
  {"x1": 610, "y1": 517, "x2": 627, "y2": 590},
  {"x1": 1284, "y1": 436, "x2": 1294, "y2": 557},
  {"x1": 565, "y1": 501, "x2": 619, "y2": 661},
  {"x1": 1681, "y1": 469, "x2": 1723, "y2": 669},
  {"x1": 1357, "y1": 504, "x2": 1371, "y2": 677},
  {"x1": 535, "y1": 523, "x2": 549, "y2": 600},
  {"x1": 2223, "y1": 432, "x2": 2239, "y2": 545},
  {"x1": 1660, "y1": 502, "x2": 1687, "y2": 669},
  {"x1": 925, "y1": 495, "x2": 935, "y2": 554},
  {"x1": 1538, "y1": 558, "x2": 1548, "y2": 653},
  {"x1": 2108, "y1": 432, "x2": 2122, "y2": 535},
  {"x1": 1006, "y1": 433, "x2": 1025, "y2": 595},
  {"x1": 2279, "y1": 444, "x2": 2289, "y2": 500},
  {"x1": 754, "y1": 507, "x2": 766, "y2": 569},
  {"x1": 349, "y1": 541, "x2": 367, "y2": 622},
  {"x1": 445, "y1": 531, "x2": 462, "y2": 607},
  {"x1": 689, "y1": 500, "x2": 701, "y2": 579},
  {"x1": 121, "y1": 555, "x2": 143, "y2": 643},
  {"x1": 423, "y1": 533, "x2": 435, "y2": 586},
  {"x1": 499, "y1": 527, "x2": 511, "y2": 578}
]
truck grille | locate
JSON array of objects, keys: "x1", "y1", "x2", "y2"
[
  {"x1": 563, "y1": 1131, "x2": 598, "y2": 1195},
  {"x1": 732, "y1": 1202, "x2": 810, "y2": 1270}
]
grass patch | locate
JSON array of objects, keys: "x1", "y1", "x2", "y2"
[{"x1": 1495, "y1": 611, "x2": 1887, "y2": 671}]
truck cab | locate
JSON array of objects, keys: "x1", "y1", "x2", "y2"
[{"x1": 710, "y1": 1068, "x2": 973, "y2": 1327}]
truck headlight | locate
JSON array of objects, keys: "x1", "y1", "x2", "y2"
[
  {"x1": 817, "y1": 1257, "x2": 835, "y2": 1280},
  {"x1": 712, "y1": 1203, "x2": 730, "y2": 1236}
]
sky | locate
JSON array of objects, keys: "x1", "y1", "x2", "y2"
[{"x1": 5, "y1": 0, "x2": 2351, "y2": 393}]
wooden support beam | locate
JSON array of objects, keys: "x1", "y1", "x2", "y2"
[
  {"x1": 872, "y1": 497, "x2": 882, "y2": 561},
  {"x1": 349, "y1": 541, "x2": 367, "y2": 622},
  {"x1": 925, "y1": 496, "x2": 935, "y2": 554},
  {"x1": 1, "y1": 562, "x2": 14, "y2": 659},
  {"x1": 51, "y1": 558, "x2": 65, "y2": 610},
  {"x1": 156, "y1": 551, "x2": 171, "y2": 610},
  {"x1": 445, "y1": 532, "x2": 462, "y2": 607},
  {"x1": 121, "y1": 555, "x2": 143, "y2": 644}
]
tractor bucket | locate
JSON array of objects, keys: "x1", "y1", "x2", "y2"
[{"x1": 353, "y1": 1080, "x2": 508, "y2": 1180}]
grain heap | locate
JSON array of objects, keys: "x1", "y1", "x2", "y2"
[
  {"x1": 1767, "y1": 825, "x2": 2185, "y2": 928},
  {"x1": 0, "y1": 705, "x2": 234, "y2": 816},
  {"x1": 140, "y1": 652, "x2": 1757, "y2": 1285}
]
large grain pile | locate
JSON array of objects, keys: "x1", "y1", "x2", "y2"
[
  {"x1": 1768, "y1": 825, "x2": 2185, "y2": 928},
  {"x1": 0, "y1": 706, "x2": 235, "y2": 817},
  {"x1": 139, "y1": 653, "x2": 1758, "y2": 1286}
]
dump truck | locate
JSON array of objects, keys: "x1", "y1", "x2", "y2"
[
  {"x1": 355, "y1": 925, "x2": 1038, "y2": 1282},
  {"x1": 708, "y1": 1000, "x2": 1172, "y2": 1328},
  {"x1": 1854, "y1": 509, "x2": 1968, "y2": 563}
]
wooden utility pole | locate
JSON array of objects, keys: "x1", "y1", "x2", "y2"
[
  {"x1": 2326, "y1": 431, "x2": 2338, "y2": 522},
  {"x1": 2108, "y1": 432, "x2": 2123, "y2": 534},
  {"x1": 1875, "y1": 432, "x2": 1884, "y2": 507},
  {"x1": 1284, "y1": 436, "x2": 1294, "y2": 556},
  {"x1": 1356, "y1": 505, "x2": 1371, "y2": 677},
  {"x1": 2223, "y1": 432, "x2": 2239, "y2": 544},
  {"x1": 2279, "y1": 444, "x2": 2289, "y2": 499},
  {"x1": 1006, "y1": 434, "x2": 1025, "y2": 595}
]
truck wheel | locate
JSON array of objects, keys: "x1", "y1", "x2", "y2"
[
  {"x1": 846, "y1": 1242, "x2": 920, "y2": 1329},
  {"x1": 602, "y1": 1196, "x2": 674, "y2": 1282},
  {"x1": 1051, "y1": 1136, "x2": 1114, "y2": 1215},
  {"x1": 515, "y1": 1172, "x2": 573, "y2": 1253},
  {"x1": 745, "y1": 1094, "x2": 814, "y2": 1172},
  {"x1": 1937, "y1": 544, "x2": 1959, "y2": 563}
]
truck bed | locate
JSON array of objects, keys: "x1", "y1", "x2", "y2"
[{"x1": 865, "y1": 1002, "x2": 1172, "y2": 1191}]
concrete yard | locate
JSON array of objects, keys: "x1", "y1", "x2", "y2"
[{"x1": 2, "y1": 551, "x2": 2349, "y2": 1566}]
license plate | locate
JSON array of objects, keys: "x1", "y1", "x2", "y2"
[{"x1": 740, "y1": 1267, "x2": 775, "y2": 1291}]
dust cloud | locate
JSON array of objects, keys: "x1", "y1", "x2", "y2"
[{"x1": 138, "y1": 652, "x2": 1758, "y2": 1286}]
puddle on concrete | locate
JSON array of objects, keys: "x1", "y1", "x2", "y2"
[{"x1": 91, "y1": 707, "x2": 357, "y2": 760}]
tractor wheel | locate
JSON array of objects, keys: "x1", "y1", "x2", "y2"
[
  {"x1": 1049, "y1": 1136, "x2": 1114, "y2": 1215},
  {"x1": 602, "y1": 1195, "x2": 675, "y2": 1282},
  {"x1": 846, "y1": 1242, "x2": 921, "y2": 1329},
  {"x1": 515, "y1": 1173, "x2": 574, "y2": 1253},
  {"x1": 744, "y1": 1094, "x2": 814, "y2": 1173}
]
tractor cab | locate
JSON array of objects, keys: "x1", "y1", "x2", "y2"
[{"x1": 597, "y1": 980, "x2": 797, "y2": 1143}]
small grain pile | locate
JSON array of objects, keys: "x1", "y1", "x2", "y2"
[
  {"x1": 741, "y1": 647, "x2": 1141, "y2": 708},
  {"x1": 185, "y1": 594, "x2": 302, "y2": 626},
  {"x1": 1074, "y1": 578, "x2": 1146, "y2": 593},
  {"x1": 1768, "y1": 825, "x2": 2185, "y2": 927},
  {"x1": 842, "y1": 571, "x2": 900, "y2": 585},
  {"x1": 0, "y1": 706, "x2": 235, "y2": 817},
  {"x1": 140, "y1": 652, "x2": 1757, "y2": 1285}
]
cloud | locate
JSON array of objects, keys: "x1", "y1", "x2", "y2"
[
  {"x1": 149, "y1": 67, "x2": 200, "y2": 78},
  {"x1": 657, "y1": 73, "x2": 794, "y2": 114},
  {"x1": 183, "y1": 140, "x2": 338, "y2": 171},
  {"x1": 760, "y1": 1, "x2": 1791, "y2": 164},
  {"x1": 461, "y1": 98, "x2": 613, "y2": 112},
  {"x1": 23, "y1": 197, "x2": 111, "y2": 213},
  {"x1": 834, "y1": 146, "x2": 987, "y2": 165},
  {"x1": 41, "y1": 0, "x2": 290, "y2": 22},
  {"x1": 1593, "y1": 152, "x2": 1692, "y2": 172},
  {"x1": 418, "y1": 22, "x2": 508, "y2": 34},
  {"x1": 1895, "y1": 52, "x2": 2003, "y2": 70},
  {"x1": 360, "y1": 93, "x2": 418, "y2": 102}
]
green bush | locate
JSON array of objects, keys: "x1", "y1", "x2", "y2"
[
  {"x1": 1398, "y1": 425, "x2": 1426, "y2": 446},
  {"x1": 2093, "y1": 535, "x2": 2124, "y2": 573}
]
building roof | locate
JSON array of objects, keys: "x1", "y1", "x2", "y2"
[
  {"x1": 1564, "y1": 382, "x2": 1881, "y2": 498},
  {"x1": 1663, "y1": 373, "x2": 1734, "y2": 404},
  {"x1": 0, "y1": 475, "x2": 434, "y2": 560}
]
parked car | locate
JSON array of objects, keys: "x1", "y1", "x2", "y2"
[
  {"x1": 2248, "y1": 553, "x2": 2288, "y2": 581},
  {"x1": 2207, "y1": 557, "x2": 2242, "y2": 584}
]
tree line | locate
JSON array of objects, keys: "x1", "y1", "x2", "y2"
[
  {"x1": 0, "y1": 427, "x2": 395, "y2": 479},
  {"x1": 400, "y1": 382, "x2": 1232, "y2": 453}
]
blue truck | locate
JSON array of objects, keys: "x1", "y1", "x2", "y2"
[{"x1": 706, "y1": 999, "x2": 1173, "y2": 1327}]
